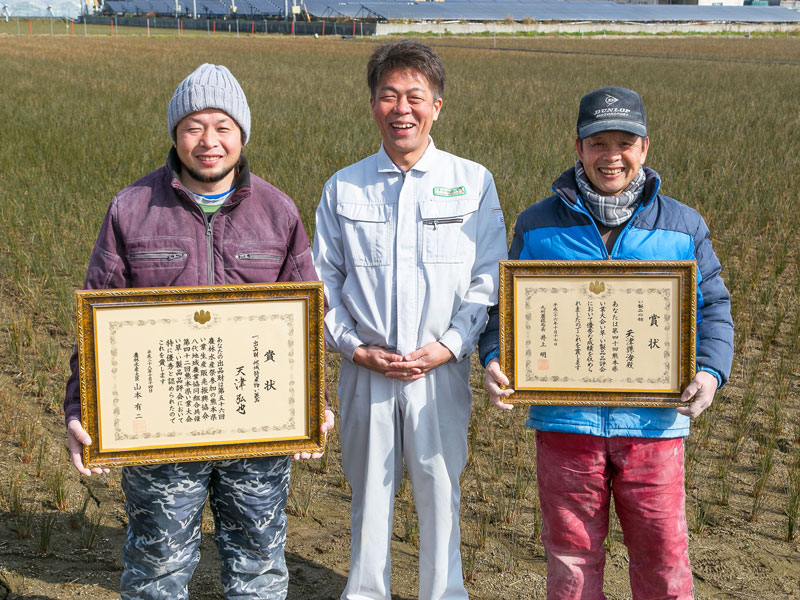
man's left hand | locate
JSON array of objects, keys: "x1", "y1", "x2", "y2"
[
  {"x1": 675, "y1": 370, "x2": 718, "y2": 418},
  {"x1": 293, "y1": 409, "x2": 335, "y2": 460},
  {"x1": 385, "y1": 342, "x2": 454, "y2": 381}
]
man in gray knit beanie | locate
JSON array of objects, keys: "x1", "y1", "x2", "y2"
[
  {"x1": 168, "y1": 63, "x2": 251, "y2": 145},
  {"x1": 166, "y1": 63, "x2": 251, "y2": 196},
  {"x1": 64, "y1": 64, "x2": 334, "y2": 599}
]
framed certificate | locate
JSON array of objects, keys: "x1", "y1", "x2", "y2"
[
  {"x1": 499, "y1": 261, "x2": 696, "y2": 406},
  {"x1": 76, "y1": 282, "x2": 325, "y2": 468}
]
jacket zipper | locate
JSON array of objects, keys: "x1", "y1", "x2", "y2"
[
  {"x1": 608, "y1": 209, "x2": 642, "y2": 259},
  {"x1": 129, "y1": 251, "x2": 187, "y2": 261},
  {"x1": 422, "y1": 217, "x2": 464, "y2": 230},
  {"x1": 174, "y1": 188, "x2": 215, "y2": 285},
  {"x1": 562, "y1": 201, "x2": 609, "y2": 258},
  {"x1": 205, "y1": 217, "x2": 214, "y2": 285},
  {"x1": 560, "y1": 196, "x2": 648, "y2": 260},
  {"x1": 172, "y1": 175, "x2": 250, "y2": 286},
  {"x1": 236, "y1": 253, "x2": 282, "y2": 261},
  {"x1": 608, "y1": 180, "x2": 659, "y2": 258}
]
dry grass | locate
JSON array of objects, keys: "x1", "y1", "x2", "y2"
[{"x1": 0, "y1": 34, "x2": 799, "y2": 598}]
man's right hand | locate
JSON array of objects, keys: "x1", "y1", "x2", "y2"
[
  {"x1": 484, "y1": 358, "x2": 515, "y2": 410},
  {"x1": 67, "y1": 420, "x2": 110, "y2": 476},
  {"x1": 352, "y1": 345, "x2": 405, "y2": 376}
]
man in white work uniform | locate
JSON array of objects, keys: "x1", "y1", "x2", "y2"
[{"x1": 313, "y1": 40, "x2": 508, "y2": 600}]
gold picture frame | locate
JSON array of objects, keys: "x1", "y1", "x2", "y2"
[
  {"x1": 76, "y1": 282, "x2": 325, "y2": 468},
  {"x1": 499, "y1": 260, "x2": 696, "y2": 407}
]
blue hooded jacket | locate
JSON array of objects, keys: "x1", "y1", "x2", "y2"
[{"x1": 479, "y1": 166, "x2": 734, "y2": 438}]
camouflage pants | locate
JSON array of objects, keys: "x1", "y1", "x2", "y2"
[{"x1": 120, "y1": 456, "x2": 291, "y2": 600}]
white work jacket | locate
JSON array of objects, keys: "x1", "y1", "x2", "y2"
[{"x1": 313, "y1": 140, "x2": 508, "y2": 362}]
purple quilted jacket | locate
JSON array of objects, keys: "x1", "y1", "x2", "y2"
[{"x1": 64, "y1": 149, "x2": 320, "y2": 424}]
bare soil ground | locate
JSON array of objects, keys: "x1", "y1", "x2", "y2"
[
  {"x1": 1, "y1": 34, "x2": 799, "y2": 600},
  {"x1": 1, "y1": 329, "x2": 799, "y2": 599}
]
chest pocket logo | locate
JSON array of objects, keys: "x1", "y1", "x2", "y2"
[
  {"x1": 337, "y1": 202, "x2": 394, "y2": 267},
  {"x1": 419, "y1": 197, "x2": 479, "y2": 264}
]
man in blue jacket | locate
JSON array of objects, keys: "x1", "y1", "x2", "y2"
[{"x1": 480, "y1": 86, "x2": 733, "y2": 599}]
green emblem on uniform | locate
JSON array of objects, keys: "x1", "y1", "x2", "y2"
[{"x1": 433, "y1": 186, "x2": 466, "y2": 197}]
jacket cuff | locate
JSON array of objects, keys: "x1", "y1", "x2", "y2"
[
  {"x1": 697, "y1": 366, "x2": 723, "y2": 389},
  {"x1": 64, "y1": 402, "x2": 81, "y2": 427},
  {"x1": 483, "y1": 349, "x2": 500, "y2": 368},
  {"x1": 439, "y1": 329, "x2": 466, "y2": 362},
  {"x1": 340, "y1": 333, "x2": 365, "y2": 362}
]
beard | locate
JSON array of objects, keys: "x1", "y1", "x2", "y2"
[{"x1": 182, "y1": 161, "x2": 237, "y2": 184}]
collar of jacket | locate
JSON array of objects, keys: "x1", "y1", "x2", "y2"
[
  {"x1": 376, "y1": 137, "x2": 437, "y2": 174},
  {"x1": 551, "y1": 165, "x2": 661, "y2": 214},
  {"x1": 166, "y1": 146, "x2": 252, "y2": 209}
]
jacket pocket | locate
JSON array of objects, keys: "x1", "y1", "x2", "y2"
[
  {"x1": 235, "y1": 252, "x2": 282, "y2": 262},
  {"x1": 336, "y1": 202, "x2": 394, "y2": 267},
  {"x1": 125, "y1": 239, "x2": 191, "y2": 287},
  {"x1": 419, "y1": 197, "x2": 479, "y2": 264},
  {"x1": 225, "y1": 242, "x2": 285, "y2": 283},
  {"x1": 128, "y1": 251, "x2": 187, "y2": 261}
]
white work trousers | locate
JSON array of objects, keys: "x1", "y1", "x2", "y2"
[{"x1": 338, "y1": 357, "x2": 472, "y2": 600}]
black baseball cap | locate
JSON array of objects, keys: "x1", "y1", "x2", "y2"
[{"x1": 577, "y1": 86, "x2": 647, "y2": 139}]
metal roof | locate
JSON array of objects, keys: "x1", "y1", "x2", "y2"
[
  {"x1": 7, "y1": 0, "x2": 800, "y2": 22},
  {"x1": 303, "y1": 0, "x2": 800, "y2": 22}
]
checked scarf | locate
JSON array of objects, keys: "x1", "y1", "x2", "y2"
[{"x1": 575, "y1": 161, "x2": 646, "y2": 228}]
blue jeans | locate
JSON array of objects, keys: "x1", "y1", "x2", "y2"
[{"x1": 120, "y1": 456, "x2": 291, "y2": 600}]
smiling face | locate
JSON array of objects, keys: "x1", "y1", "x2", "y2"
[
  {"x1": 175, "y1": 108, "x2": 243, "y2": 194},
  {"x1": 370, "y1": 68, "x2": 442, "y2": 172},
  {"x1": 576, "y1": 131, "x2": 649, "y2": 197}
]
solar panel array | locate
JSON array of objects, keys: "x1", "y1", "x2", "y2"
[
  {"x1": 105, "y1": 0, "x2": 260, "y2": 14},
  {"x1": 24, "y1": 0, "x2": 799, "y2": 22},
  {"x1": 201, "y1": 0, "x2": 230, "y2": 14},
  {"x1": 103, "y1": 0, "x2": 284, "y2": 14},
  {"x1": 302, "y1": 0, "x2": 800, "y2": 22},
  {"x1": 235, "y1": 0, "x2": 283, "y2": 15}
]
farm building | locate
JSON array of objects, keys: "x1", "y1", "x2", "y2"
[{"x1": 3, "y1": 0, "x2": 800, "y2": 31}]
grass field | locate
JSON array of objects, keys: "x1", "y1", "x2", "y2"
[{"x1": 0, "y1": 34, "x2": 799, "y2": 598}]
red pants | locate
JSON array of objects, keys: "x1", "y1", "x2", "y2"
[{"x1": 536, "y1": 431, "x2": 693, "y2": 600}]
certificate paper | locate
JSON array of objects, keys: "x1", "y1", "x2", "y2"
[
  {"x1": 499, "y1": 261, "x2": 696, "y2": 407},
  {"x1": 95, "y1": 299, "x2": 307, "y2": 451},
  {"x1": 514, "y1": 277, "x2": 678, "y2": 392}
]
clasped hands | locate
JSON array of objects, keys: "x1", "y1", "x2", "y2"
[{"x1": 353, "y1": 341, "x2": 454, "y2": 381}]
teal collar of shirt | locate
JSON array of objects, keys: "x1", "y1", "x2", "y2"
[{"x1": 377, "y1": 137, "x2": 437, "y2": 174}]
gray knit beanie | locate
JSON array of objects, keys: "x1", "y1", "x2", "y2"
[{"x1": 168, "y1": 63, "x2": 251, "y2": 145}]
